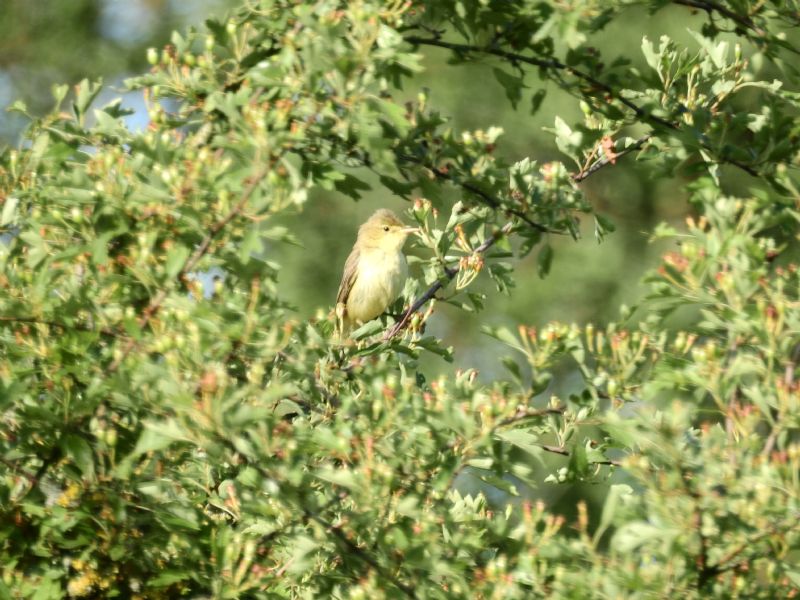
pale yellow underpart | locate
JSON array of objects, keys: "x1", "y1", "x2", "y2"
[{"x1": 345, "y1": 246, "x2": 407, "y2": 325}]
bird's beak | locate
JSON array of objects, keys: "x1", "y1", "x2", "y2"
[{"x1": 402, "y1": 226, "x2": 420, "y2": 234}]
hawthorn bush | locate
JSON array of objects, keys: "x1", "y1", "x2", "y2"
[{"x1": 1, "y1": 0, "x2": 799, "y2": 597}]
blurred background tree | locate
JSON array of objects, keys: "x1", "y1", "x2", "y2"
[{"x1": 0, "y1": 0, "x2": 236, "y2": 141}]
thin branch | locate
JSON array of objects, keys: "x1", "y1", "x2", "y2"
[
  {"x1": 305, "y1": 510, "x2": 417, "y2": 599},
  {"x1": 108, "y1": 168, "x2": 268, "y2": 372},
  {"x1": 673, "y1": 0, "x2": 766, "y2": 37},
  {"x1": 0, "y1": 315, "x2": 117, "y2": 337},
  {"x1": 384, "y1": 222, "x2": 514, "y2": 340},
  {"x1": 536, "y1": 443, "x2": 622, "y2": 467},
  {"x1": 495, "y1": 406, "x2": 566, "y2": 429},
  {"x1": 695, "y1": 502, "x2": 712, "y2": 588},
  {"x1": 703, "y1": 514, "x2": 800, "y2": 578},
  {"x1": 218, "y1": 437, "x2": 416, "y2": 598},
  {"x1": 396, "y1": 153, "x2": 556, "y2": 234},
  {"x1": 405, "y1": 36, "x2": 763, "y2": 179},
  {"x1": 571, "y1": 134, "x2": 652, "y2": 183},
  {"x1": 0, "y1": 458, "x2": 37, "y2": 483},
  {"x1": 404, "y1": 36, "x2": 676, "y2": 130},
  {"x1": 24, "y1": 443, "x2": 63, "y2": 497}
]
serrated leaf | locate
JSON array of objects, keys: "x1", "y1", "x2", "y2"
[
  {"x1": 72, "y1": 79, "x2": 104, "y2": 122},
  {"x1": 641, "y1": 37, "x2": 659, "y2": 71}
]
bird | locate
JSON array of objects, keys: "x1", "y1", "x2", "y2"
[{"x1": 335, "y1": 209, "x2": 418, "y2": 333}]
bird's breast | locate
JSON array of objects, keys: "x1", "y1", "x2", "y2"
[{"x1": 346, "y1": 249, "x2": 407, "y2": 324}]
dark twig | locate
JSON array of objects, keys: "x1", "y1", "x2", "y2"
[
  {"x1": 404, "y1": 36, "x2": 676, "y2": 130},
  {"x1": 396, "y1": 153, "x2": 555, "y2": 234},
  {"x1": 0, "y1": 458, "x2": 37, "y2": 483},
  {"x1": 0, "y1": 315, "x2": 118, "y2": 337},
  {"x1": 695, "y1": 502, "x2": 712, "y2": 588},
  {"x1": 536, "y1": 443, "x2": 622, "y2": 467},
  {"x1": 384, "y1": 222, "x2": 514, "y2": 340},
  {"x1": 217, "y1": 437, "x2": 416, "y2": 598},
  {"x1": 495, "y1": 406, "x2": 566, "y2": 428},
  {"x1": 702, "y1": 514, "x2": 800, "y2": 578},
  {"x1": 673, "y1": 0, "x2": 767, "y2": 37},
  {"x1": 108, "y1": 168, "x2": 268, "y2": 372},
  {"x1": 305, "y1": 510, "x2": 417, "y2": 598},
  {"x1": 572, "y1": 134, "x2": 653, "y2": 183},
  {"x1": 405, "y1": 36, "x2": 762, "y2": 179}
]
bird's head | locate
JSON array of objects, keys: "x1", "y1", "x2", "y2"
[{"x1": 357, "y1": 209, "x2": 418, "y2": 252}]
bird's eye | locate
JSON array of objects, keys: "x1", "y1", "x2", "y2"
[{"x1": 383, "y1": 226, "x2": 390, "y2": 232}]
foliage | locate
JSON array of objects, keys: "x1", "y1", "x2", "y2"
[{"x1": 1, "y1": 0, "x2": 799, "y2": 597}]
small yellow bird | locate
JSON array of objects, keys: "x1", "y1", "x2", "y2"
[{"x1": 336, "y1": 209, "x2": 417, "y2": 332}]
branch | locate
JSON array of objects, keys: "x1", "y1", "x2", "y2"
[
  {"x1": 673, "y1": 0, "x2": 766, "y2": 37},
  {"x1": 218, "y1": 437, "x2": 416, "y2": 598},
  {"x1": 495, "y1": 406, "x2": 566, "y2": 428},
  {"x1": 404, "y1": 36, "x2": 676, "y2": 130},
  {"x1": 305, "y1": 510, "x2": 416, "y2": 599},
  {"x1": 536, "y1": 443, "x2": 622, "y2": 467},
  {"x1": 0, "y1": 315, "x2": 117, "y2": 337},
  {"x1": 695, "y1": 502, "x2": 712, "y2": 588},
  {"x1": 383, "y1": 222, "x2": 514, "y2": 340},
  {"x1": 571, "y1": 134, "x2": 652, "y2": 183},
  {"x1": 108, "y1": 168, "x2": 268, "y2": 372},
  {"x1": 396, "y1": 153, "x2": 556, "y2": 234},
  {"x1": 405, "y1": 36, "x2": 763, "y2": 179},
  {"x1": 703, "y1": 514, "x2": 800, "y2": 579},
  {"x1": 0, "y1": 458, "x2": 37, "y2": 484}
]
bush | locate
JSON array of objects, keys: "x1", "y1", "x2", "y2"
[{"x1": 1, "y1": 1, "x2": 798, "y2": 597}]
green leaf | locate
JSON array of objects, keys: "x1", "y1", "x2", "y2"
[
  {"x1": 1, "y1": 197, "x2": 19, "y2": 227},
  {"x1": 147, "y1": 571, "x2": 190, "y2": 587},
  {"x1": 165, "y1": 244, "x2": 191, "y2": 278},
  {"x1": 641, "y1": 36, "x2": 659, "y2": 71},
  {"x1": 127, "y1": 420, "x2": 189, "y2": 458},
  {"x1": 496, "y1": 429, "x2": 544, "y2": 461},
  {"x1": 594, "y1": 213, "x2": 616, "y2": 242},
  {"x1": 493, "y1": 68, "x2": 525, "y2": 109},
  {"x1": 316, "y1": 466, "x2": 358, "y2": 490},
  {"x1": 537, "y1": 243, "x2": 553, "y2": 278},
  {"x1": 72, "y1": 79, "x2": 104, "y2": 122},
  {"x1": 501, "y1": 356, "x2": 522, "y2": 382},
  {"x1": 551, "y1": 116, "x2": 583, "y2": 164},
  {"x1": 530, "y1": 89, "x2": 546, "y2": 115},
  {"x1": 60, "y1": 434, "x2": 95, "y2": 480},
  {"x1": 613, "y1": 521, "x2": 675, "y2": 553},
  {"x1": 371, "y1": 97, "x2": 410, "y2": 136},
  {"x1": 593, "y1": 484, "x2": 633, "y2": 545},
  {"x1": 240, "y1": 226, "x2": 263, "y2": 264},
  {"x1": 568, "y1": 443, "x2": 589, "y2": 478},
  {"x1": 334, "y1": 173, "x2": 372, "y2": 200}
]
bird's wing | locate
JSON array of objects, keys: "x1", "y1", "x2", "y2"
[{"x1": 336, "y1": 246, "x2": 360, "y2": 307}]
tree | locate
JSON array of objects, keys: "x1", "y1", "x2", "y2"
[
  {"x1": 0, "y1": 0, "x2": 237, "y2": 144},
  {"x1": 1, "y1": 0, "x2": 799, "y2": 597}
]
